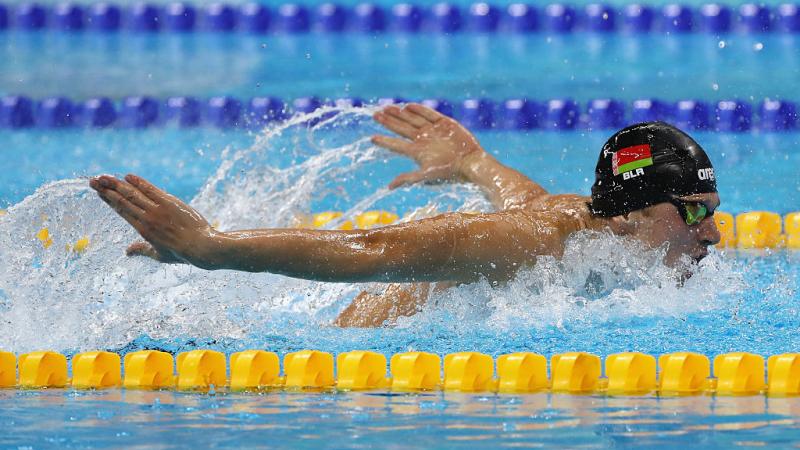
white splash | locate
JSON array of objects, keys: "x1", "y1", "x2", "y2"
[
  {"x1": 0, "y1": 106, "x2": 742, "y2": 352},
  {"x1": 402, "y1": 231, "x2": 743, "y2": 332}
]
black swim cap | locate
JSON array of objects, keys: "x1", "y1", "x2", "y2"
[{"x1": 590, "y1": 122, "x2": 717, "y2": 217}]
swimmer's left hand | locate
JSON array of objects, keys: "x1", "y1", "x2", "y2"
[
  {"x1": 372, "y1": 103, "x2": 485, "y2": 189},
  {"x1": 89, "y1": 174, "x2": 219, "y2": 268}
]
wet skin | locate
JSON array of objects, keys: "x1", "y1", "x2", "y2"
[{"x1": 89, "y1": 104, "x2": 721, "y2": 326}]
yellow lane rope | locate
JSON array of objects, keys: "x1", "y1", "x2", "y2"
[{"x1": 0, "y1": 349, "x2": 797, "y2": 396}]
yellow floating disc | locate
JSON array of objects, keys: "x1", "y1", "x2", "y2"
[
  {"x1": 36, "y1": 228, "x2": 53, "y2": 249},
  {"x1": 73, "y1": 237, "x2": 90, "y2": 253}
]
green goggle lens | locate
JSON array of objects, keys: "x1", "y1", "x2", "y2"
[{"x1": 683, "y1": 202, "x2": 709, "y2": 225}]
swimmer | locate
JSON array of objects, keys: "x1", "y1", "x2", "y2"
[{"x1": 89, "y1": 103, "x2": 720, "y2": 327}]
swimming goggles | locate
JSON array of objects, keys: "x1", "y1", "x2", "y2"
[{"x1": 669, "y1": 196, "x2": 714, "y2": 226}]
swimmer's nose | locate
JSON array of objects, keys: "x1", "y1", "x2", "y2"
[{"x1": 699, "y1": 216, "x2": 721, "y2": 246}]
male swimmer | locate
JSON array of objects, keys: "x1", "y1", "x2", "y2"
[{"x1": 89, "y1": 103, "x2": 720, "y2": 327}]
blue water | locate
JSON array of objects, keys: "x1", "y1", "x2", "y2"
[
  {"x1": 2, "y1": 33, "x2": 799, "y2": 101},
  {"x1": 2, "y1": 7, "x2": 800, "y2": 449},
  {"x1": 3, "y1": 389, "x2": 800, "y2": 449},
  {"x1": 3, "y1": 128, "x2": 799, "y2": 213}
]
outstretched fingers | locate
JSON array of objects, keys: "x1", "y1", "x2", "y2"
[
  {"x1": 385, "y1": 105, "x2": 430, "y2": 129},
  {"x1": 111, "y1": 178, "x2": 157, "y2": 211},
  {"x1": 124, "y1": 174, "x2": 169, "y2": 205},
  {"x1": 406, "y1": 103, "x2": 446, "y2": 123},
  {"x1": 92, "y1": 182, "x2": 146, "y2": 231},
  {"x1": 90, "y1": 175, "x2": 156, "y2": 211},
  {"x1": 371, "y1": 135, "x2": 415, "y2": 157},
  {"x1": 373, "y1": 111, "x2": 418, "y2": 140}
]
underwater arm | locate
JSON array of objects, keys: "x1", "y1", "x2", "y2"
[
  {"x1": 334, "y1": 283, "x2": 431, "y2": 327},
  {"x1": 373, "y1": 103, "x2": 547, "y2": 210},
  {"x1": 334, "y1": 281, "x2": 457, "y2": 327}
]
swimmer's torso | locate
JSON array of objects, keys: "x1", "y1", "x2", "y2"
[
  {"x1": 417, "y1": 193, "x2": 612, "y2": 284},
  {"x1": 334, "y1": 194, "x2": 611, "y2": 327}
]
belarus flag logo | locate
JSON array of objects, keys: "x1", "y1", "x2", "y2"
[{"x1": 612, "y1": 144, "x2": 654, "y2": 176}]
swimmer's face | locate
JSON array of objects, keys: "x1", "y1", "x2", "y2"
[{"x1": 627, "y1": 192, "x2": 721, "y2": 267}]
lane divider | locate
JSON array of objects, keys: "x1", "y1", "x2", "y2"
[
  {"x1": 2, "y1": 349, "x2": 800, "y2": 396},
  {"x1": 715, "y1": 211, "x2": 800, "y2": 249},
  {"x1": 1, "y1": 95, "x2": 798, "y2": 132},
  {"x1": 2, "y1": 2, "x2": 799, "y2": 34},
  {"x1": 294, "y1": 210, "x2": 399, "y2": 230}
]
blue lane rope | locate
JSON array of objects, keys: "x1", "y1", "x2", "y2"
[
  {"x1": 1, "y1": 95, "x2": 797, "y2": 132},
  {"x1": 1, "y1": 2, "x2": 799, "y2": 34}
]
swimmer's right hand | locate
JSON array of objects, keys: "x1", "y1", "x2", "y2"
[
  {"x1": 89, "y1": 174, "x2": 221, "y2": 268},
  {"x1": 372, "y1": 103, "x2": 485, "y2": 189}
]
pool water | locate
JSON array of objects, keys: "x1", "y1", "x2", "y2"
[
  {"x1": 4, "y1": 389, "x2": 800, "y2": 449},
  {"x1": 1, "y1": 106, "x2": 799, "y2": 449},
  {"x1": 3, "y1": 33, "x2": 798, "y2": 101},
  {"x1": 2, "y1": 3, "x2": 800, "y2": 448},
  {"x1": 3, "y1": 121, "x2": 798, "y2": 212}
]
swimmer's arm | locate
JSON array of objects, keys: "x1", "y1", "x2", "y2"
[
  {"x1": 334, "y1": 283, "x2": 432, "y2": 327},
  {"x1": 89, "y1": 174, "x2": 547, "y2": 283},
  {"x1": 458, "y1": 151, "x2": 548, "y2": 210},
  {"x1": 201, "y1": 211, "x2": 544, "y2": 283},
  {"x1": 374, "y1": 104, "x2": 546, "y2": 210}
]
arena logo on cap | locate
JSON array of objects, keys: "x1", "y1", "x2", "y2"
[
  {"x1": 698, "y1": 168, "x2": 715, "y2": 181},
  {"x1": 612, "y1": 144, "x2": 653, "y2": 180}
]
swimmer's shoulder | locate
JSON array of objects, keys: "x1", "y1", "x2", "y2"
[
  {"x1": 524, "y1": 194, "x2": 592, "y2": 218},
  {"x1": 452, "y1": 193, "x2": 605, "y2": 237},
  {"x1": 525, "y1": 193, "x2": 590, "y2": 209},
  {"x1": 522, "y1": 194, "x2": 608, "y2": 233}
]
